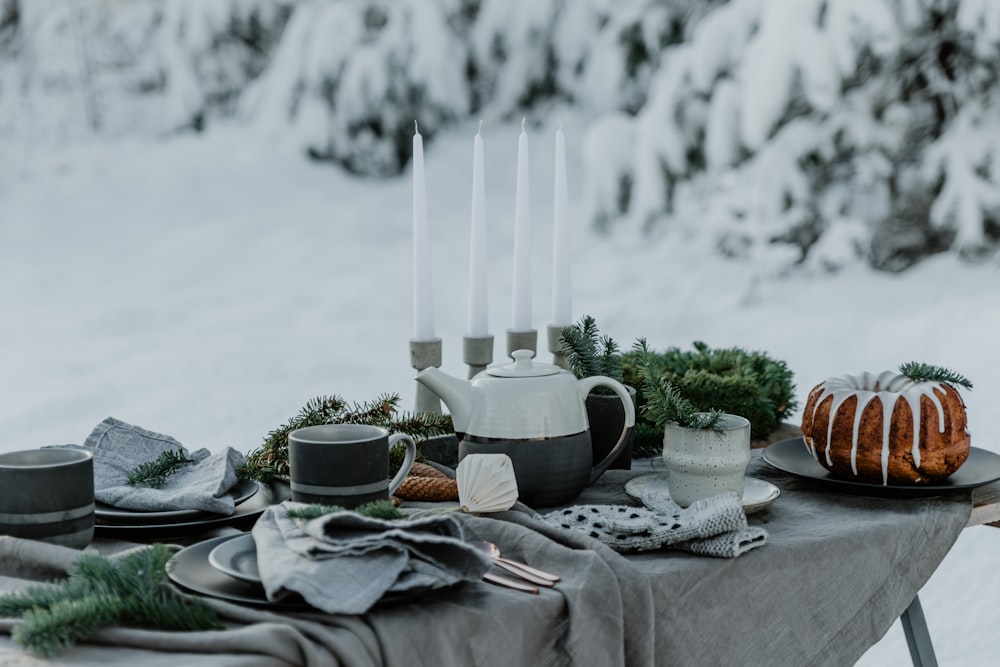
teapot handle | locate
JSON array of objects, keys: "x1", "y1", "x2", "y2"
[{"x1": 578, "y1": 377, "x2": 636, "y2": 484}]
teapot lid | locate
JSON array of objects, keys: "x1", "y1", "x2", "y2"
[{"x1": 487, "y1": 349, "x2": 561, "y2": 378}]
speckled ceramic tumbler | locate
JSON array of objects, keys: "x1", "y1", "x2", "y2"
[
  {"x1": 662, "y1": 414, "x2": 751, "y2": 507},
  {"x1": 0, "y1": 448, "x2": 95, "y2": 549},
  {"x1": 288, "y1": 424, "x2": 416, "y2": 509}
]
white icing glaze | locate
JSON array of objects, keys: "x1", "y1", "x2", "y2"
[{"x1": 808, "y1": 371, "x2": 947, "y2": 485}]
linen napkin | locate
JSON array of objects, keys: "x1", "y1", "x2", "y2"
[
  {"x1": 251, "y1": 502, "x2": 492, "y2": 615},
  {"x1": 72, "y1": 417, "x2": 244, "y2": 515},
  {"x1": 540, "y1": 490, "x2": 767, "y2": 558}
]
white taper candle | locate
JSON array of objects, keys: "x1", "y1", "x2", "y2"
[
  {"x1": 467, "y1": 121, "x2": 489, "y2": 337},
  {"x1": 551, "y1": 123, "x2": 572, "y2": 327},
  {"x1": 511, "y1": 118, "x2": 532, "y2": 332},
  {"x1": 412, "y1": 121, "x2": 435, "y2": 341}
]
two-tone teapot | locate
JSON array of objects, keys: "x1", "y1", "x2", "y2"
[{"x1": 415, "y1": 349, "x2": 635, "y2": 507}]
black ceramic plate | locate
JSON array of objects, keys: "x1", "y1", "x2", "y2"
[
  {"x1": 167, "y1": 534, "x2": 307, "y2": 609},
  {"x1": 763, "y1": 438, "x2": 1000, "y2": 498},
  {"x1": 94, "y1": 481, "x2": 283, "y2": 540},
  {"x1": 95, "y1": 478, "x2": 260, "y2": 524},
  {"x1": 208, "y1": 533, "x2": 261, "y2": 584},
  {"x1": 173, "y1": 534, "x2": 445, "y2": 609}
]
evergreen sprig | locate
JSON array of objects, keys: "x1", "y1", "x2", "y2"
[
  {"x1": 126, "y1": 449, "x2": 192, "y2": 488},
  {"x1": 14, "y1": 593, "x2": 122, "y2": 658},
  {"x1": 899, "y1": 361, "x2": 973, "y2": 390},
  {"x1": 560, "y1": 315, "x2": 624, "y2": 393},
  {"x1": 0, "y1": 544, "x2": 221, "y2": 657},
  {"x1": 285, "y1": 499, "x2": 403, "y2": 521},
  {"x1": 621, "y1": 339, "x2": 796, "y2": 455},
  {"x1": 239, "y1": 393, "x2": 453, "y2": 482},
  {"x1": 631, "y1": 339, "x2": 724, "y2": 431}
]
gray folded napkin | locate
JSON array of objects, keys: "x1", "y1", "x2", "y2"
[
  {"x1": 540, "y1": 490, "x2": 767, "y2": 558},
  {"x1": 251, "y1": 502, "x2": 492, "y2": 615},
  {"x1": 73, "y1": 417, "x2": 244, "y2": 515}
]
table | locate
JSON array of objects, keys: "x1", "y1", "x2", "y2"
[
  {"x1": 0, "y1": 451, "x2": 987, "y2": 667},
  {"x1": 900, "y1": 478, "x2": 1000, "y2": 667}
]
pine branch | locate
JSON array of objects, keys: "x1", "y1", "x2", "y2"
[
  {"x1": 559, "y1": 315, "x2": 624, "y2": 395},
  {"x1": 285, "y1": 504, "x2": 345, "y2": 520},
  {"x1": 632, "y1": 338, "x2": 724, "y2": 431},
  {"x1": 126, "y1": 449, "x2": 192, "y2": 488},
  {"x1": 13, "y1": 594, "x2": 122, "y2": 658},
  {"x1": 355, "y1": 499, "x2": 405, "y2": 520},
  {"x1": 0, "y1": 579, "x2": 97, "y2": 617},
  {"x1": 899, "y1": 361, "x2": 973, "y2": 389},
  {"x1": 386, "y1": 410, "x2": 454, "y2": 437},
  {"x1": 286, "y1": 500, "x2": 403, "y2": 521},
  {"x1": 122, "y1": 591, "x2": 221, "y2": 632},
  {"x1": 560, "y1": 315, "x2": 605, "y2": 379},
  {"x1": 341, "y1": 394, "x2": 400, "y2": 427},
  {"x1": 240, "y1": 393, "x2": 453, "y2": 482},
  {"x1": 599, "y1": 334, "x2": 622, "y2": 381},
  {"x1": 2, "y1": 544, "x2": 221, "y2": 657},
  {"x1": 621, "y1": 339, "x2": 797, "y2": 440}
]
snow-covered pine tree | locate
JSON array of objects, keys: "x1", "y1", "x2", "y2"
[
  {"x1": 584, "y1": 0, "x2": 1000, "y2": 271},
  {"x1": 239, "y1": 0, "x2": 472, "y2": 176},
  {"x1": 2, "y1": 0, "x2": 289, "y2": 143},
  {"x1": 2, "y1": 0, "x2": 997, "y2": 269}
]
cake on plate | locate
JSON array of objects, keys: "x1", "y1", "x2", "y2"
[{"x1": 800, "y1": 368, "x2": 971, "y2": 485}]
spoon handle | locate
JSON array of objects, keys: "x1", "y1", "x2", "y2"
[
  {"x1": 496, "y1": 556, "x2": 561, "y2": 583},
  {"x1": 482, "y1": 572, "x2": 539, "y2": 594},
  {"x1": 492, "y1": 558, "x2": 557, "y2": 587}
]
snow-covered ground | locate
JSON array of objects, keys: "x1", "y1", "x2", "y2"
[{"x1": 2, "y1": 117, "x2": 998, "y2": 665}]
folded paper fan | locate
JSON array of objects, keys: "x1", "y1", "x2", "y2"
[{"x1": 456, "y1": 454, "x2": 519, "y2": 513}]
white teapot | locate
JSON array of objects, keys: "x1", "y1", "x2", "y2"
[{"x1": 415, "y1": 350, "x2": 635, "y2": 506}]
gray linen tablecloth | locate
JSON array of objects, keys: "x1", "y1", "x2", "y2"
[
  {"x1": 588, "y1": 453, "x2": 972, "y2": 666},
  {"x1": 0, "y1": 451, "x2": 972, "y2": 667}
]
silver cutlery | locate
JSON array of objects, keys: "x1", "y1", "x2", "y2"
[
  {"x1": 482, "y1": 572, "x2": 539, "y2": 594},
  {"x1": 469, "y1": 540, "x2": 560, "y2": 587}
]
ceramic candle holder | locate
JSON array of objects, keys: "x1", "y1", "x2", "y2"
[
  {"x1": 547, "y1": 324, "x2": 570, "y2": 370},
  {"x1": 505, "y1": 329, "x2": 537, "y2": 359},
  {"x1": 410, "y1": 337, "x2": 443, "y2": 413},
  {"x1": 463, "y1": 334, "x2": 494, "y2": 379},
  {"x1": 0, "y1": 448, "x2": 95, "y2": 549}
]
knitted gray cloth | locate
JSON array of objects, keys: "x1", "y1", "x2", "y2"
[
  {"x1": 682, "y1": 528, "x2": 767, "y2": 558},
  {"x1": 541, "y1": 490, "x2": 767, "y2": 558},
  {"x1": 73, "y1": 417, "x2": 244, "y2": 514}
]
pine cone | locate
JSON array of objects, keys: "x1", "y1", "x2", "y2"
[
  {"x1": 409, "y1": 462, "x2": 450, "y2": 480},
  {"x1": 395, "y1": 475, "x2": 459, "y2": 502}
]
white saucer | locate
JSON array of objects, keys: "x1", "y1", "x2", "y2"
[{"x1": 624, "y1": 474, "x2": 780, "y2": 514}]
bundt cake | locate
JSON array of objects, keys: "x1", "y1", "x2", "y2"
[{"x1": 801, "y1": 370, "x2": 970, "y2": 485}]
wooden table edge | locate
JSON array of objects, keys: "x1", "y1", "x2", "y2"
[{"x1": 970, "y1": 480, "x2": 1000, "y2": 528}]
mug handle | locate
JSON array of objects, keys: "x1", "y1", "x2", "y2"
[
  {"x1": 579, "y1": 376, "x2": 636, "y2": 484},
  {"x1": 387, "y1": 433, "x2": 417, "y2": 497}
]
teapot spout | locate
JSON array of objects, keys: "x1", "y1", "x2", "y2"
[{"x1": 414, "y1": 367, "x2": 473, "y2": 433}]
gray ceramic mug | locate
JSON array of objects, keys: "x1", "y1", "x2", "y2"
[
  {"x1": 0, "y1": 448, "x2": 95, "y2": 549},
  {"x1": 288, "y1": 424, "x2": 416, "y2": 508}
]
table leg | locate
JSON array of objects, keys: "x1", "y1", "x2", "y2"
[{"x1": 900, "y1": 594, "x2": 938, "y2": 667}]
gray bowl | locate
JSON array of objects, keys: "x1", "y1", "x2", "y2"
[{"x1": 0, "y1": 448, "x2": 95, "y2": 549}]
